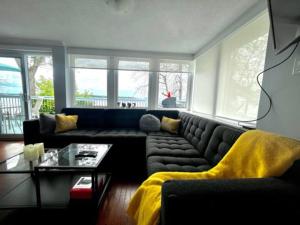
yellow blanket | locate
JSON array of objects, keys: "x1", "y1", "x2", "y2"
[{"x1": 127, "y1": 130, "x2": 300, "y2": 225}]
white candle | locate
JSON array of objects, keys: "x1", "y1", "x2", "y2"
[
  {"x1": 23, "y1": 144, "x2": 39, "y2": 161},
  {"x1": 34, "y1": 143, "x2": 45, "y2": 157}
]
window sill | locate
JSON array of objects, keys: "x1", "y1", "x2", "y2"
[{"x1": 189, "y1": 111, "x2": 257, "y2": 130}]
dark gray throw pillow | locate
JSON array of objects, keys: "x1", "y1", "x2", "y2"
[
  {"x1": 139, "y1": 114, "x2": 161, "y2": 132},
  {"x1": 39, "y1": 113, "x2": 56, "y2": 134}
]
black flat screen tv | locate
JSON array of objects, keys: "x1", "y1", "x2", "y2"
[{"x1": 268, "y1": 0, "x2": 300, "y2": 54}]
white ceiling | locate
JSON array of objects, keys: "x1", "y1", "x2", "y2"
[{"x1": 0, "y1": 0, "x2": 260, "y2": 54}]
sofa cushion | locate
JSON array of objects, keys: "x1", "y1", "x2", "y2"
[
  {"x1": 139, "y1": 114, "x2": 161, "y2": 132},
  {"x1": 146, "y1": 110, "x2": 179, "y2": 121},
  {"x1": 147, "y1": 155, "x2": 211, "y2": 175},
  {"x1": 104, "y1": 109, "x2": 146, "y2": 129},
  {"x1": 178, "y1": 112, "x2": 219, "y2": 155},
  {"x1": 95, "y1": 129, "x2": 147, "y2": 138},
  {"x1": 146, "y1": 136, "x2": 200, "y2": 158},
  {"x1": 54, "y1": 129, "x2": 98, "y2": 138},
  {"x1": 42, "y1": 129, "x2": 99, "y2": 148},
  {"x1": 148, "y1": 131, "x2": 179, "y2": 137},
  {"x1": 93, "y1": 129, "x2": 147, "y2": 144},
  {"x1": 161, "y1": 116, "x2": 181, "y2": 134},
  {"x1": 61, "y1": 108, "x2": 106, "y2": 129},
  {"x1": 55, "y1": 114, "x2": 78, "y2": 133},
  {"x1": 39, "y1": 113, "x2": 56, "y2": 134},
  {"x1": 204, "y1": 125, "x2": 244, "y2": 166}
]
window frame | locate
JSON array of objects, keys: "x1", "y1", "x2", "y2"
[
  {"x1": 68, "y1": 55, "x2": 193, "y2": 110},
  {"x1": 116, "y1": 57, "x2": 151, "y2": 109},
  {"x1": 157, "y1": 60, "x2": 193, "y2": 110},
  {"x1": 69, "y1": 54, "x2": 109, "y2": 108}
]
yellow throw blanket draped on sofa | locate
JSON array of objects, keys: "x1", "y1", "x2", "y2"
[{"x1": 127, "y1": 130, "x2": 300, "y2": 225}]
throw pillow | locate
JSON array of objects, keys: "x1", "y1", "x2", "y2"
[
  {"x1": 161, "y1": 116, "x2": 181, "y2": 134},
  {"x1": 55, "y1": 114, "x2": 78, "y2": 133},
  {"x1": 139, "y1": 114, "x2": 161, "y2": 132},
  {"x1": 39, "y1": 113, "x2": 56, "y2": 134}
]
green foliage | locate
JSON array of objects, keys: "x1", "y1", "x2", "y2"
[
  {"x1": 34, "y1": 75, "x2": 55, "y2": 113},
  {"x1": 36, "y1": 75, "x2": 54, "y2": 96},
  {"x1": 75, "y1": 90, "x2": 93, "y2": 106},
  {"x1": 75, "y1": 89, "x2": 92, "y2": 98},
  {"x1": 32, "y1": 98, "x2": 55, "y2": 114}
]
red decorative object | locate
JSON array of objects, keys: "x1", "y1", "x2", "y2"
[
  {"x1": 70, "y1": 175, "x2": 105, "y2": 200},
  {"x1": 162, "y1": 91, "x2": 172, "y2": 98}
]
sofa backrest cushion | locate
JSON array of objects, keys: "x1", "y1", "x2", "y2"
[
  {"x1": 61, "y1": 108, "x2": 106, "y2": 129},
  {"x1": 146, "y1": 110, "x2": 179, "y2": 121},
  {"x1": 179, "y1": 112, "x2": 219, "y2": 155},
  {"x1": 204, "y1": 125, "x2": 244, "y2": 166},
  {"x1": 104, "y1": 109, "x2": 146, "y2": 129}
]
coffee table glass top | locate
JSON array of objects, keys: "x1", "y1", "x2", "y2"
[
  {"x1": 0, "y1": 144, "x2": 112, "y2": 173},
  {"x1": 37, "y1": 144, "x2": 112, "y2": 169},
  {"x1": 0, "y1": 149, "x2": 57, "y2": 173}
]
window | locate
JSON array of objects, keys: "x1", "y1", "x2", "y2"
[
  {"x1": 158, "y1": 62, "x2": 190, "y2": 108},
  {"x1": 27, "y1": 55, "x2": 55, "y2": 114},
  {"x1": 216, "y1": 13, "x2": 269, "y2": 120},
  {"x1": 192, "y1": 12, "x2": 269, "y2": 121},
  {"x1": 192, "y1": 46, "x2": 219, "y2": 115},
  {"x1": 117, "y1": 60, "x2": 149, "y2": 108},
  {"x1": 69, "y1": 54, "x2": 193, "y2": 109},
  {"x1": 70, "y1": 55, "x2": 108, "y2": 107}
]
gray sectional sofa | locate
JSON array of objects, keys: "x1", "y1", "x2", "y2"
[
  {"x1": 23, "y1": 108, "x2": 244, "y2": 177},
  {"x1": 23, "y1": 108, "x2": 300, "y2": 224}
]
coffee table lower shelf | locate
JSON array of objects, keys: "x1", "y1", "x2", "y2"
[{"x1": 0, "y1": 173, "x2": 111, "y2": 210}]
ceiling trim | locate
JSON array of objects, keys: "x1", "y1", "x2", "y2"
[
  {"x1": 193, "y1": 0, "x2": 267, "y2": 59},
  {"x1": 0, "y1": 36, "x2": 63, "y2": 47},
  {"x1": 67, "y1": 47, "x2": 194, "y2": 60}
]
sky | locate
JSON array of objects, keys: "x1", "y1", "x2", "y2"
[{"x1": 0, "y1": 57, "x2": 54, "y2": 94}]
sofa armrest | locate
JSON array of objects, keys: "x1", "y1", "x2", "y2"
[
  {"x1": 161, "y1": 178, "x2": 300, "y2": 225},
  {"x1": 23, "y1": 119, "x2": 41, "y2": 145}
]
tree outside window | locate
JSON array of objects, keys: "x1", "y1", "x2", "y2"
[{"x1": 158, "y1": 62, "x2": 190, "y2": 108}]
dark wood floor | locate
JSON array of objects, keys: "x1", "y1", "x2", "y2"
[
  {"x1": 0, "y1": 141, "x2": 141, "y2": 225},
  {"x1": 97, "y1": 178, "x2": 140, "y2": 225}
]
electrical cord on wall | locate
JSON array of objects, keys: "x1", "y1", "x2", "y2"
[{"x1": 238, "y1": 42, "x2": 299, "y2": 127}]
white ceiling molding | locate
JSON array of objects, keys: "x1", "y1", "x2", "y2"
[
  {"x1": 67, "y1": 47, "x2": 194, "y2": 60},
  {"x1": 0, "y1": 36, "x2": 63, "y2": 47}
]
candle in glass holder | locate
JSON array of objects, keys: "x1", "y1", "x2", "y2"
[
  {"x1": 24, "y1": 144, "x2": 39, "y2": 161},
  {"x1": 34, "y1": 143, "x2": 45, "y2": 157}
]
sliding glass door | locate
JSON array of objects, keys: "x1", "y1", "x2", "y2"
[{"x1": 0, "y1": 56, "x2": 28, "y2": 136}]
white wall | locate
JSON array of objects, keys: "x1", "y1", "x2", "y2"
[{"x1": 257, "y1": 35, "x2": 300, "y2": 140}]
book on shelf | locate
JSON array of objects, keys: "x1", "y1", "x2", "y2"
[{"x1": 70, "y1": 175, "x2": 106, "y2": 200}]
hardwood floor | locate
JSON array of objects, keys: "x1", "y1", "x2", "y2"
[
  {"x1": 0, "y1": 141, "x2": 141, "y2": 225},
  {"x1": 97, "y1": 178, "x2": 140, "y2": 225}
]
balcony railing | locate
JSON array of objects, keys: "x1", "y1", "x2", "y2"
[{"x1": 0, "y1": 94, "x2": 25, "y2": 135}]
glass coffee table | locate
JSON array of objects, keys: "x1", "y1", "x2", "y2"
[{"x1": 0, "y1": 143, "x2": 112, "y2": 209}]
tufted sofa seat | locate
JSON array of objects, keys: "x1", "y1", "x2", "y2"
[{"x1": 146, "y1": 112, "x2": 244, "y2": 175}]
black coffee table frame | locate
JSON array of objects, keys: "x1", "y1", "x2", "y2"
[
  {"x1": 0, "y1": 143, "x2": 112, "y2": 210},
  {"x1": 34, "y1": 168, "x2": 111, "y2": 209}
]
